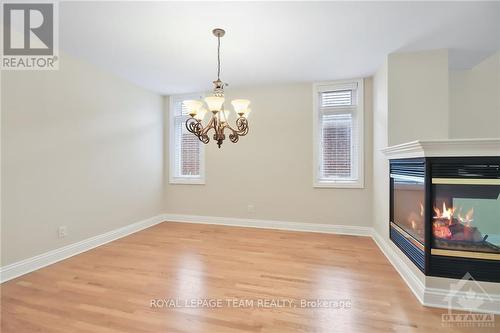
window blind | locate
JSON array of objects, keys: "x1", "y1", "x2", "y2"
[
  {"x1": 321, "y1": 113, "x2": 353, "y2": 178},
  {"x1": 317, "y1": 84, "x2": 359, "y2": 182},
  {"x1": 321, "y1": 90, "x2": 353, "y2": 108},
  {"x1": 171, "y1": 96, "x2": 202, "y2": 180}
]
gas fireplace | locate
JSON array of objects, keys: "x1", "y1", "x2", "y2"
[{"x1": 390, "y1": 157, "x2": 500, "y2": 282}]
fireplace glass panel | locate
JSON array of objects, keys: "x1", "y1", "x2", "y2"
[
  {"x1": 432, "y1": 184, "x2": 500, "y2": 254},
  {"x1": 393, "y1": 176, "x2": 425, "y2": 244}
]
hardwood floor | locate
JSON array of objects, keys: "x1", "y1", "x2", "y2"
[{"x1": 1, "y1": 222, "x2": 498, "y2": 332}]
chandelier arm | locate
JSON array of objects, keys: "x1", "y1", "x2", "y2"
[
  {"x1": 238, "y1": 117, "x2": 249, "y2": 135},
  {"x1": 200, "y1": 116, "x2": 216, "y2": 136},
  {"x1": 226, "y1": 117, "x2": 249, "y2": 143},
  {"x1": 196, "y1": 126, "x2": 210, "y2": 144},
  {"x1": 227, "y1": 126, "x2": 239, "y2": 143},
  {"x1": 185, "y1": 117, "x2": 202, "y2": 135},
  {"x1": 225, "y1": 124, "x2": 242, "y2": 136},
  {"x1": 226, "y1": 117, "x2": 249, "y2": 135},
  {"x1": 199, "y1": 133, "x2": 210, "y2": 144},
  {"x1": 186, "y1": 117, "x2": 211, "y2": 144}
]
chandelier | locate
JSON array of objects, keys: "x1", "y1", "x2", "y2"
[{"x1": 183, "y1": 28, "x2": 251, "y2": 148}]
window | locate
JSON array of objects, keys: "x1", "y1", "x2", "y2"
[
  {"x1": 313, "y1": 79, "x2": 364, "y2": 188},
  {"x1": 169, "y1": 94, "x2": 205, "y2": 184}
]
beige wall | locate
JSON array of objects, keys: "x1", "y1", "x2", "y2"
[
  {"x1": 164, "y1": 80, "x2": 373, "y2": 226},
  {"x1": 387, "y1": 49, "x2": 500, "y2": 145},
  {"x1": 373, "y1": 49, "x2": 500, "y2": 292},
  {"x1": 449, "y1": 52, "x2": 500, "y2": 138},
  {"x1": 388, "y1": 49, "x2": 450, "y2": 146},
  {"x1": 372, "y1": 62, "x2": 389, "y2": 238},
  {"x1": 372, "y1": 60, "x2": 426, "y2": 285},
  {"x1": 1, "y1": 53, "x2": 165, "y2": 265}
]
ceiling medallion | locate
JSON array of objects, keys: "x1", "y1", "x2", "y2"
[{"x1": 183, "y1": 28, "x2": 251, "y2": 148}]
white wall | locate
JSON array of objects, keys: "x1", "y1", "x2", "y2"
[
  {"x1": 1, "y1": 53, "x2": 164, "y2": 265},
  {"x1": 388, "y1": 49, "x2": 450, "y2": 145},
  {"x1": 449, "y1": 52, "x2": 500, "y2": 138},
  {"x1": 164, "y1": 80, "x2": 373, "y2": 226}
]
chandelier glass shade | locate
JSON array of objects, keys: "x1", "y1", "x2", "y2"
[{"x1": 183, "y1": 28, "x2": 251, "y2": 148}]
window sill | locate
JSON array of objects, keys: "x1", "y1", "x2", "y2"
[
  {"x1": 169, "y1": 178, "x2": 205, "y2": 185},
  {"x1": 314, "y1": 180, "x2": 364, "y2": 189}
]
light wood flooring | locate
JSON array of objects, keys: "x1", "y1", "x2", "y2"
[{"x1": 1, "y1": 222, "x2": 498, "y2": 332}]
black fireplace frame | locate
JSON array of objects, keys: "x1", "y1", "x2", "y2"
[{"x1": 389, "y1": 156, "x2": 500, "y2": 282}]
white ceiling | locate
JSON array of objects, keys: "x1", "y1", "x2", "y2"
[{"x1": 60, "y1": 1, "x2": 500, "y2": 95}]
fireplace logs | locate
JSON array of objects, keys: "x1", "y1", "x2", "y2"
[
  {"x1": 432, "y1": 214, "x2": 500, "y2": 253},
  {"x1": 433, "y1": 217, "x2": 483, "y2": 242}
]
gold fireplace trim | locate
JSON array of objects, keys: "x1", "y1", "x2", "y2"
[
  {"x1": 431, "y1": 248, "x2": 500, "y2": 260},
  {"x1": 432, "y1": 178, "x2": 500, "y2": 185},
  {"x1": 390, "y1": 222, "x2": 425, "y2": 251}
]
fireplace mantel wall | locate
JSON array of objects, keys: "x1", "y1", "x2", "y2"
[
  {"x1": 382, "y1": 139, "x2": 500, "y2": 159},
  {"x1": 388, "y1": 50, "x2": 450, "y2": 146},
  {"x1": 372, "y1": 50, "x2": 500, "y2": 313}
]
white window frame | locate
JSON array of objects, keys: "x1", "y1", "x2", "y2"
[
  {"x1": 169, "y1": 93, "x2": 206, "y2": 184},
  {"x1": 312, "y1": 79, "x2": 364, "y2": 188}
]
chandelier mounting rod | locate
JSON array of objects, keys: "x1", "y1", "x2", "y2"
[{"x1": 212, "y1": 28, "x2": 225, "y2": 81}]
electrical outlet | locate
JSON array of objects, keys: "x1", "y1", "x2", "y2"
[
  {"x1": 247, "y1": 204, "x2": 255, "y2": 213},
  {"x1": 58, "y1": 226, "x2": 68, "y2": 238}
]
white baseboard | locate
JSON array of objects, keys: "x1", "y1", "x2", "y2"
[
  {"x1": 371, "y1": 230, "x2": 426, "y2": 304},
  {"x1": 423, "y1": 285, "x2": 500, "y2": 315},
  {"x1": 161, "y1": 213, "x2": 373, "y2": 237},
  {"x1": 0, "y1": 214, "x2": 165, "y2": 283},
  {"x1": 371, "y1": 229, "x2": 500, "y2": 315}
]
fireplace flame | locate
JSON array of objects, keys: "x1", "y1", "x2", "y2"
[
  {"x1": 433, "y1": 202, "x2": 474, "y2": 225},
  {"x1": 458, "y1": 207, "x2": 474, "y2": 226},
  {"x1": 433, "y1": 202, "x2": 455, "y2": 222},
  {"x1": 432, "y1": 202, "x2": 479, "y2": 241}
]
